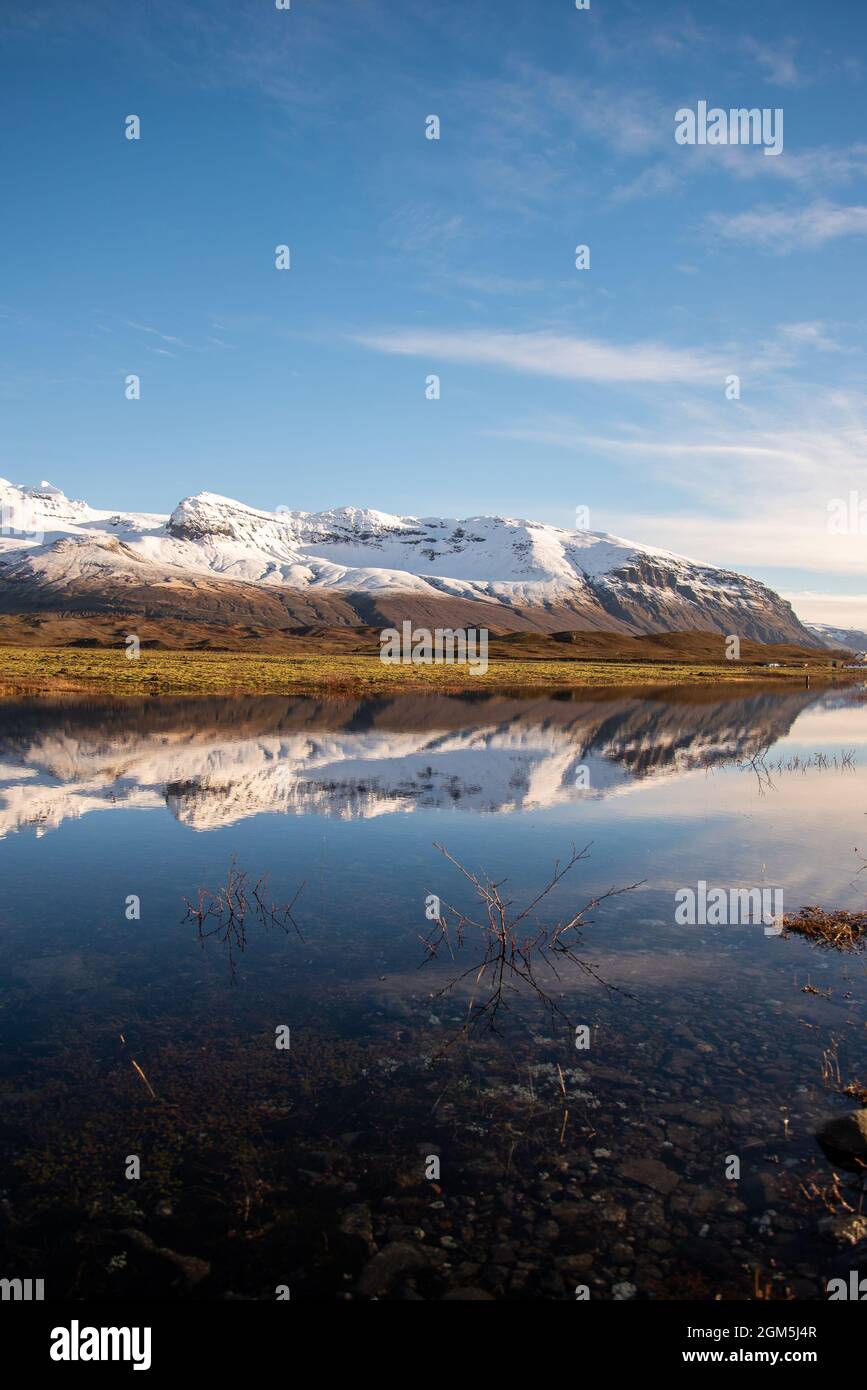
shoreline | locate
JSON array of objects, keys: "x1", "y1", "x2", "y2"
[{"x1": 0, "y1": 645, "x2": 857, "y2": 699}]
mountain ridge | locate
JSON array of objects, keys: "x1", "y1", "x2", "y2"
[{"x1": 0, "y1": 478, "x2": 820, "y2": 644}]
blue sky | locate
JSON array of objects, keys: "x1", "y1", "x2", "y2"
[{"x1": 2, "y1": 0, "x2": 867, "y2": 625}]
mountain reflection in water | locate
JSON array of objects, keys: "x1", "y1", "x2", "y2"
[
  {"x1": 2, "y1": 682, "x2": 867, "y2": 1302},
  {"x1": 0, "y1": 685, "x2": 825, "y2": 836}
]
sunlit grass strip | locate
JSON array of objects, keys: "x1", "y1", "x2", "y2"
[{"x1": 0, "y1": 644, "x2": 847, "y2": 697}]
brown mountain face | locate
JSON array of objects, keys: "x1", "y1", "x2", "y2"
[{"x1": 0, "y1": 561, "x2": 817, "y2": 645}]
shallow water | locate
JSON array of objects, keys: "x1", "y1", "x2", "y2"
[{"x1": 1, "y1": 683, "x2": 866, "y2": 1300}]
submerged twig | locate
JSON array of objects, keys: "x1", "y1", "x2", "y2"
[
  {"x1": 117, "y1": 1033, "x2": 158, "y2": 1101},
  {"x1": 420, "y1": 841, "x2": 643, "y2": 1040},
  {"x1": 130, "y1": 1057, "x2": 157, "y2": 1101},
  {"x1": 182, "y1": 858, "x2": 306, "y2": 981}
]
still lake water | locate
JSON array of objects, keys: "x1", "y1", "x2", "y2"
[{"x1": 1, "y1": 683, "x2": 866, "y2": 1300}]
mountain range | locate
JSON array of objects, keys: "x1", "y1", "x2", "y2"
[
  {"x1": 806, "y1": 622, "x2": 867, "y2": 653},
  {"x1": 0, "y1": 478, "x2": 819, "y2": 645}
]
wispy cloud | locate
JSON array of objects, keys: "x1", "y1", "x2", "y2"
[
  {"x1": 489, "y1": 428, "x2": 809, "y2": 464},
  {"x1": 356, "y1": 329, "x2": 724, "y2": 384},
  {"x1": 776, "y1": 320, "x2": 842, "y2": 351},
  {"x1": 610, "y1": 163, "x2": 682, "y2": 204},
  {"x1": 782, "y1": 592, "x2": 867, "y2": 630},
  {"x1": 721, "y1": 144, "x2": 867, "y2": 187},
  {"x1": 485, "y1": 374, "x2": 867, "y2": 581},
  {"x1": 612, "y1": 143, "x2": 867, "y2": 205},
  {"x1": 127, "y1": 320, "x2": 190, "y2": 348},
  {"x1": 602, "y1": 509, "x2": 867, "y2": 577},
  {"x1": 741, "y1": 35, "x2": 802, "y2": 87},
  {"x1": 711, "y1": 200, "x2": 867, "y2": 249},
  {"x1": 382, "y1": 205, "x2": 464, "y2": 260},
  {"x1": 434, "y1": 271, "x2": 548, "y2": 297}
]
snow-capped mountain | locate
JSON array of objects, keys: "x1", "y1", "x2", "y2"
[
  {"x1": 806, "y1": 623, "x2": 867, "y2": 653},
  {"x1": 0, "y1": 479, "x2": 818, "y2": 643}
]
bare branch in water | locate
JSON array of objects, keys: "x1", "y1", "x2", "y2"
[
  {"x1": 182, "y1": 858, "x2": 305, "y2": 982},
  {"x1": 420, "y1": 841, "x2": 643, "y2": 1040},
  {"x1": 714, "y1": 745, "x2": 857, "y2": 795},
  {"x1": 735, "y1": 747, "x2": 774, "y2": 794}
]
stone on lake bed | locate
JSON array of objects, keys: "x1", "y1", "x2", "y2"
[
  {"x1": 338, "y1": 1202, "x2": 375, "y2": 1253},
  {"x1": 356, "y1": 1241, "x2": 428, "y2": 1297},
  {"x1": 656, "y1": 1104, "x2": 724, "y2": 1129},
  {"x1": 617, "y1": 1157, "x2": 680, "y2": 1195},
  {"x1": 818, "y1": 1213, "x2": 867, "y2": 1246},
  {"x1": 815, "y1": 1109, "x2": 867, "y2": 1169}
]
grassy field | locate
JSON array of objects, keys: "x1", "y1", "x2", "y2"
[{"x1": 0, "y1": 644, "x2": 850, "y2": 698}]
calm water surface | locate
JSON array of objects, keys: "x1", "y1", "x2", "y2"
[{"x1": 1, "y1": 684, "x2": 866, "y2": 1300}]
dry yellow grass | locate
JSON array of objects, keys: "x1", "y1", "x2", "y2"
[
  {"x1": 783, "y1": 906, "x2": 867, "y2": 950},
  {"x1": 0, "y1": 644, "x2": 845, "y2": 698}
]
